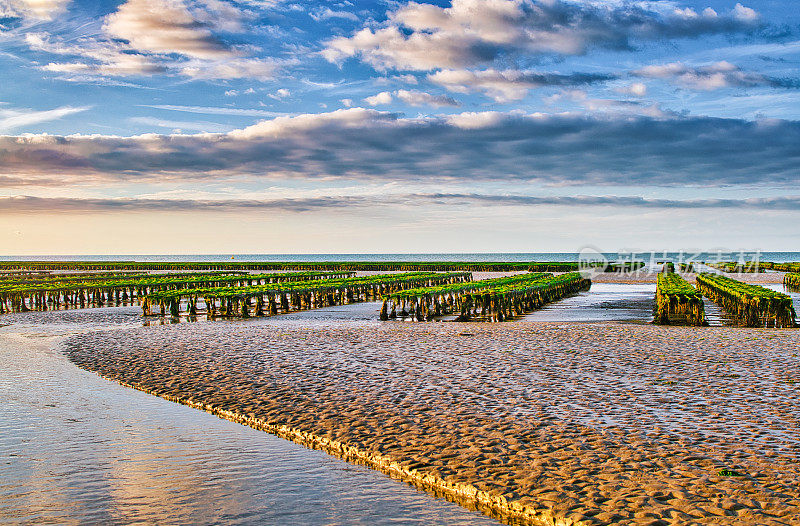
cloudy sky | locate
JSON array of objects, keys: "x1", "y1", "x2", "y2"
[{"x1": 1, "y1": 0, "x2": 799, "y2": 254}]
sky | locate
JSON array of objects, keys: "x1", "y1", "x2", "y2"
[{"x1": 0, "y1": 0, "x2": 799, "y2": 254}]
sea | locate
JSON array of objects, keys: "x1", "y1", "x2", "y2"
[{"x1": 2, "y1": 251, "x2": 799, "y2": 263}]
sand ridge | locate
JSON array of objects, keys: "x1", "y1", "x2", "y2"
[{"x1": 65, "y1": 321, "x2": 800, "y2": 525}]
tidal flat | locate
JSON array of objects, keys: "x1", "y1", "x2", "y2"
[
  {"x1": 0, "y1": 309, "x2": 500, "y2": 526},
  {"x1": 64, "y1": 314, "x2": 800, "y2": 525}
]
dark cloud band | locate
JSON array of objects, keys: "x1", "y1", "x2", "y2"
[
  {"x1": 4, "y1": 194, "x2": 800, "y2": 213},
  {"x1": 2, "y1": 109, "x2": 799, "y2": 188}
]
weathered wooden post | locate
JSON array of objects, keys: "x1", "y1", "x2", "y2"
[
  {"x1": 188, "y1": 297, "x2": 198, "y2": 316},
  {"x1": 141, "y1": 297, "x2": 150, "y2": 316},
  {"x1": 170, "y1": 298, "x2": 180, "y2": 317}
]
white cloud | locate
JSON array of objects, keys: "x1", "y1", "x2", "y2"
[
  {"x1": 0, "y1": 105, "x2": 88, "y2": 132},
  {"x1": 543, "y1": 89, "x2": 587, "y2": 104},
  {"x1": 340, "y1": 98, "x2": 353, "y2": 108},
  {"x1": 0, "y1": 0, "x2": 70, "y2": 20},
  {"x1": 364, "y1": 89, "x2": 459, "y2": 107},
  {"x1": 309, "y1": 7, "x2": 359, "y2": 22},
  {"x1": 445, "y1": 111, "x2": 506, "y2": 130},
  {"x1": 733, "y1": 3, "x2": 758, "y2": 22},
  {"x1": 26, "y1": 34, "x2": 162, "y2": 76},
  {"x1": 392, "y1": 74, "x2": 418, "y2": 85},
  {"x1": 141, "y1": 104, "x2": 284, "y2": 116},
  {"x1": 616, "y1": 82, "x2": 648, "y2": 97},
  {"x1": 24, "y1": 0, "x2": 282, "y2": 80},
  {"x1": 430, "y1": 68, "x2": 615, "y2": 102},
  {"x1": 363, "y1": 91, "x2": 393, "y2": 106},
  {"x1": 104, "y1": 0, "x2": 238, "y2": 60},
  {"x1": 180, "y1": 58, "x2": 280, "y2": 80},
  {"x1": 26, "y1": 32, "x2": 167, "y2": 76},
  {"x1": 395, "y1": 89, "x2": 459, "y2": 107},
  {"x1": 633, "y1": 61, "x2": 796, "y2": 90},
  {"x1": 545, "y1": 89, "x2": 667, "y2": 117},
  {"x1": 225, "y1": 87, "x2": 257, "y2": 97},
  {"x1": 323, "y1": 0, "x2": 762, "y2": 71},
  {"x1": 268, "y1": 88, "x2": 291, "y2": 100},
  {"x1": 129, "y1": 116, "x2": 232, "y2": 133},
  {"x1": 42, "y1": 62, "x2": 91, "y2": 73}
]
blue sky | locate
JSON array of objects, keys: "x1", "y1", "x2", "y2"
[{"x1": 0, "y1": 0, "x2": 799, "y2": 254}]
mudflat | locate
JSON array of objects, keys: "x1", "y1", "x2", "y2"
[{"x1": 65, "y1": 319, "x2": 800, "y2": 525}]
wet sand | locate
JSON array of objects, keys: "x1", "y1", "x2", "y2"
[
  {"x1": 65, "y1": 318, "x2": 800, "y2": 525},
  {"x1": 0, "y1": 309, "x2": 501, "y2": 526}
]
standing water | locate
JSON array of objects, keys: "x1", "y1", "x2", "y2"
[
  {"x1": 0, "y1": 308, "x2": 499, "y2": 525},
  {"x1": 519, "y1": 283, "x2": 656, "y2": 323}
]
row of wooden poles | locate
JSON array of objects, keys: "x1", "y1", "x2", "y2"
[
  {"x1": 654, "y1": 290, "x2": 706, "y2": 326},
  {"x1": 715, "y1": 262, "x2": 800, "y2": 273},
  {"x1": 0, "y1": 262, "x2": 534, "y2": 272},
  {"x1": 1, "y1": 287, "x2": 140, "y2": 313},
  {"x1": 380, "y1": 276, "x2": 591, "y2": 322},
  {"x1": 0, "y1": 273, "x2": 355, "y2": 315},
  {"x1": 142, "y1": 275, "x2": 471, "y2": 318},
  {"x1": 696, "y1": 277, "x2": 796, "y2": 328},
  {"x1": 0, "y1": 271, "x2": 246, "y2": 286},
  {"x1": 4, "y1": 262, "x2": 643, "y2": 273}
]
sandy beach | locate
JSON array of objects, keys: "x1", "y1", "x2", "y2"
[
  {"x1": 64, "y1": 315, "x2": 800, "y2": 525},
  {"x1": 0, "y1": 309, "x2": 499, "y2": 526}
]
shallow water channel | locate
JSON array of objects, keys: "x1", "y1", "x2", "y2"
[
  {"x1": 520, "y1": 283, "x2": 656, "y2": 323},
  {"x1": 0, "y1": 308, "x2": 499, "y2": 525}
]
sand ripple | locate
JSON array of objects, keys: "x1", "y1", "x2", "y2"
[{"x1": 65, "y1": 321, "x2": 800, "y2": 525}]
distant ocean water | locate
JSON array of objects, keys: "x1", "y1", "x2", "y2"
[{"x1": 1, "y1": 252, "x2": 799, "y2": 263}]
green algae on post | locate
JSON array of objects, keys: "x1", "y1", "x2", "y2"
[
  {"x1": 143, "y1": 272, "x2": 472, "y2": 318},
  {"x1": 710, "y1": 261, "x2": 800, "y2": 273},
  {"x1": 654, "y1": 273, "x2": 706, "y2": 326},
  {"x1": 0, "y1": 271, "x2": 354, "y2": 315},
  {"x1": 526, "y1": 262, "x2": 644, "y2": 273},
  {"x1": 382, "y1": 272, "x2": 591, "y2": 322},
  {"x1": 696, "y1": 273, "x2": 797, "y2": 328}
]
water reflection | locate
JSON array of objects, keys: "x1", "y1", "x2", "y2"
[
  {"x1": 520, "y1": 283, "x2": 656, "y2": 323},
  {"x1": 0, "y1": 310, "x2": 499, "y2": 526}
]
